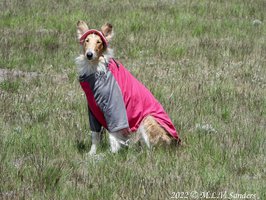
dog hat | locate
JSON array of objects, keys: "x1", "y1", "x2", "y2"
[{"x1": 79, "y1": 29, "x2": 108, "y2": 47}]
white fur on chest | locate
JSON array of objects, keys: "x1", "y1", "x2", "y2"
[{"x1": 75, "y1": 49, "x2": 113, "y2": 77}]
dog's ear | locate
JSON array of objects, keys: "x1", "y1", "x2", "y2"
[
  {"x1": 101, "y1": 23, "x2": 113, "y2": 41},
  {"x1": 77, "y1": 20, "x2": 89, "y2": 40}
]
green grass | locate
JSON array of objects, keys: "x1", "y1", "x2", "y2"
[{"x1": 0, "y1": 0, "x2": 265, "y2": 199}]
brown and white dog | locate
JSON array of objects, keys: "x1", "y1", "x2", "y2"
[{"x1": 75, "y1": 21, "x2": 180, "y2": 155}]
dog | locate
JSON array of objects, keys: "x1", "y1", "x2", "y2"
[{"x1": 75, "y1": 20, "x2": 180, "y2": 155}]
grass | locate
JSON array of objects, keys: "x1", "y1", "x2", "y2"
[{"x1": 0, "y1": 0, "x2": 265, "y2": 199}]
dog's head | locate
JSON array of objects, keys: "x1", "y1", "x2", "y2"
[{"x1": 76, "y1": 20, "x2": 113, "y2": 62}]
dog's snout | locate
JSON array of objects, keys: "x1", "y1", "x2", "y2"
[{"x1": 86, "y1": 52, "x2": 93, "y2": 60}]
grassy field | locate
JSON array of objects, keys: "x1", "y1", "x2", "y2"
[{"x1": 0, "y1": 0, "x2": 265, "y2": 199}]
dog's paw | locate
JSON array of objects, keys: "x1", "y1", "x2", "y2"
[{"x1": 88, "y1": 144, "x2": 97, "y2": 156}]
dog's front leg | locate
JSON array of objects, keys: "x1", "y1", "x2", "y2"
[
  {"x1": 109, "y1": 134, "x2": 121, "y2": 153},
  {"x1": 109, "y1": 129, "x2": 130, "y2": 153},
  {"x1": 89, "y1": 131, "x2": 102, "y2": 155}
]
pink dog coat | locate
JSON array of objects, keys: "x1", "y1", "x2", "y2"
[{"x1": 79, "y1": 59, "x2": 180, "y2": 141}]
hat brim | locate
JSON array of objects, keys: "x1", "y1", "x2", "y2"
[{"x1": 79, "y1": 29, "x2": 108, "y2": 47}]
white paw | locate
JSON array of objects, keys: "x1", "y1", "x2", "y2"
[
  {"x1": 88, "y1": 144, "x2": 97, "y2": 156},
  {"x1": 109, "y1": 134, "x2": 121, "y2": 153}
]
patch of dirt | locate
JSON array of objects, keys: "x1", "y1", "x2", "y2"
[
  {"x1": 0, "y1": 68, "x2": 68, "y2": 83},
  {"x1": 0, "y1": 69, "x2": 38, "y2": 83}
]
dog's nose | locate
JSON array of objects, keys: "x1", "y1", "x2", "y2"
[{"x1": 86, "y1": 52, "x2": 93, "y2": 60}]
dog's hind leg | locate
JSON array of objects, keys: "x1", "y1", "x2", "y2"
[
  {"x1": 139, "y1": 116, "x2": 172, "y2": 147},
  {"x1": 137, "y1": 124, "x2": 151, "y2": 148},
  {"x1": 89, "y1": 130, "x2": 102, "y2": 155}
]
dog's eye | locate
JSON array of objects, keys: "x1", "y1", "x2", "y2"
[
  {"x1": 97, "y1": 41, "x2": 101, "y2": 44},
  {"x1": 85, "y1": 39, "x2": 89, "y2": 43}
]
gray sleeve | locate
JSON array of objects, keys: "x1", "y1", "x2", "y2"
[
  {"x1": 102, "y1": 84, "x2": 129, "y2": 132},
  {"x1": 88, "y1": 107, "x2": 102, "y2": 132},
  {"x1": 93, "y1": 72, "x2": 129, "y2": 132}
]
